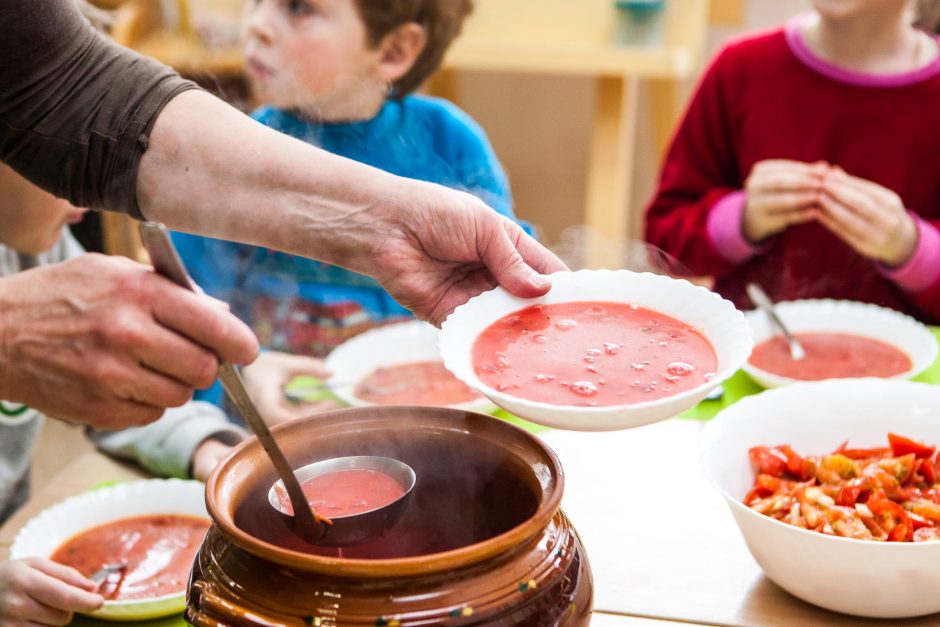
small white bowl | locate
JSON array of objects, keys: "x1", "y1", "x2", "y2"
[
  {"x1": 743, "y1": 299, "x2": 937, "y2": 388},
  {"x1": 439, "y1": 269, "x2": 752, "y2": 431},
  {"x1": 702, "y1": 379, "x2": 940, "y2": 618},
  {"x1": 10, "y1": 479, "x2": 207, "y2": 621},
  {"x1": 326, "y1": 320, "x2": 496, "y2": 413}
]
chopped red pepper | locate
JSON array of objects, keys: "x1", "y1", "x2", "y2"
[{"x1": 888, "y1": 433, "x2": 935, "y2": 459}]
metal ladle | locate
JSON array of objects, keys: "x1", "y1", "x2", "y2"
[
  {"x1": 139, "y1": 222, "x2": 415, "y2": 545},
  {"x1": 746, "y1": 282, "x2": 806, "y2": 361}
]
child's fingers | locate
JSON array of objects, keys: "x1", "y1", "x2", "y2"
[
  {"x1": 13, "y1": 597, "x2": 72, "y2": 625},
  {"x1": 760, "y1": 191, "x2": 819, "y2": 214},
  {"x1": 751, "y1": 169, "x2": 823, "y2": 194},
  {"x1": 26, "y1": 569, "x2": 104, "y2": 613},
  {"x1": 821, "y1": 178, "x2": 882, "y2": 222},
  {"x1": 26, "y1": 559, "x2": 97, "y2": 592},
  {"x1": 817, "y1": 195, "x2": 876, "y2": 246}
]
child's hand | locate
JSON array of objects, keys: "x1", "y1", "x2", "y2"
[
  {"x1": 0, "y1": 557, "x2": 103, "y2": 625},
  {"x1": 817, "y1": 167, "x2": 917, "y2": 267},
  {"x1": 191, "y1": 438, "x2": 233, "y2": 482},
  {"x1": 242, "y1": 352, "x2": 340, "y2": 425},
  {"x1": 743, "y1": 159, "x2": 828, "y2": 243}
]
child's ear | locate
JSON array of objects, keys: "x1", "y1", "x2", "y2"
[{"x1": 376, "y1": 23, "x2": 426, "y2": 84}]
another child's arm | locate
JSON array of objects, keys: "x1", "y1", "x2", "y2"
[
  {"x1": 241, "y1": 352, "x2": 340, "y2": 426},
  {"x1": 0, "y1": 557, "x2": 102, "y2": 625},
  {"x1": 88, "y1": 401, "x2": 245, "y2": 482},
  {"x1": 645, "y1": 48, "x2": 759, "y2": 277}
]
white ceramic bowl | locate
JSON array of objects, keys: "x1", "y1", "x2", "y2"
[
  {"x1": 10, "y1": 479, "x2": 208, "y2": 621},
  {"x1": 326, "y1": 320, "x2": 496, "y2": 413},
  {"x1": 743, "y1": 299, "x2": 937, "y2": 388},
  {"x1": 439, "y1": 269, "x2": 752, "y2": 431},
  {"x1": 701, "y1": 379, "x2": 940, "y2": 618}
]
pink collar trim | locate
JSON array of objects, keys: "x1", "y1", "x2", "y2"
[{"x1": 784, "y1": 14, "x2": 940, "y2": 87}]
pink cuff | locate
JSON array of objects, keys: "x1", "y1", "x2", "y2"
[
  {"x1": 706, "y1": 190, "x2": 766, "y2": 263},
  {"x1": 878, "y1": 215, "x2": 940, "y2": 293}
]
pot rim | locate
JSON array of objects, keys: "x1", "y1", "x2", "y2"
[{"x1": 205, "y1": 407, "x2": 565, "y2": 577}]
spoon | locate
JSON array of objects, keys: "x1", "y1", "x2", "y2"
[
  {"x1": 90, "y1": 562, "x2": 126, "y2": 587},
  {"x1": 746, "y1": 283, "x2": 806, "y2": 361},
  {"x1": 139, "y1": 222, "x2": 414, "y2": 546}
]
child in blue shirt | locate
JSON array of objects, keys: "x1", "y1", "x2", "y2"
[{"x1": 174, "y1": 0, "x2": 523, "y2": 364}]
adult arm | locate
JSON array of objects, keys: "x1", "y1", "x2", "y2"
[{"x1": 0, "y1": 1, "x2": 564, "y2": 325}]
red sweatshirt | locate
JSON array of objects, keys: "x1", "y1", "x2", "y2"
[{"x1": 644, "y1": 17, "x2": 940, "y2": 323}]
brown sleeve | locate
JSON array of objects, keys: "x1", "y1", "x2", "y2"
[{"x1": 0, "y1": 0, "x2": 200, "y2": 219}]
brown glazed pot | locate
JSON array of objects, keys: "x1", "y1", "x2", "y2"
[{"x1": 187, "y1": 406, "x2": 593, "y2": 626}]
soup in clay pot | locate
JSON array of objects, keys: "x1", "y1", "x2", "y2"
[{"x1": 187, "y1": 407, "x2": 593, "y2": 625}]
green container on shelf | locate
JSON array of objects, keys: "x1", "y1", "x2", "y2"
[{"x1": 614, "y1": 0, "x2": 666, "y2": 47}]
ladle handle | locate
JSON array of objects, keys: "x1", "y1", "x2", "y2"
[{"x1": 138, "y1": 222, "x2": 325, "y2": 541}]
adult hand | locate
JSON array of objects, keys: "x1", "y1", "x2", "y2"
[
  {"x1": 368, "y1": 185, "x2": 568, "y2": 326},
  {"x1": 242, "y1": 351, "x2": 339, "y2": 425},
  {"x1": 742, "y1": 159, "x2": 828, "y2": 243},
  {"x1": 817, "y1": 167, "x2": 917, "y2": 267},
  {"x1": 0, "y1": 254, "x2": 258, "y2": 429},
  {"x1": 0, "y1": 558, "x2": 103, "y2": 626}
]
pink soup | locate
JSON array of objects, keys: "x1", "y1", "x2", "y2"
[
  {"x1": 278, "y1": 468, "x2": 406, "y2": 518},
  {"x1": 354, "y1": 360, "x2": 481, "y2": 406},
  {"x1": 472, "y1": 302, "x2": 717, "y2": 407},
  {"x1": 749, "y1": 332, "x2": 911, "y2": 380}
]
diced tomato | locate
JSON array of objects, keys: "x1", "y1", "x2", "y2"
[
  {"x1": 888, "y1": 523, "x2": 912, "y2": 542},
  {"x1": 914, "y1": 527, "x2": 940, "y2": 542},
  {"x1": 837, "y1": 478, "x2": 868, "y2": 507},
  {"x1": 839, "y1": 447, "x2": 891, "y2": 460},
  {"x1": 749, "y1": 446, "x2": 788, "y2": 478},
  {"x1": 909, "y1": 512, "x2": 931, "y2": 531},
  {"x1": 888, "y1": 433, "x2": 936, "y2": 459},
  {"x1": 916, "y1": 458, "x2": 936, "y2": 485}
]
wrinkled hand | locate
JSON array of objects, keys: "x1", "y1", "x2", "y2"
[
  {"x1": 369, "y1": 185, "x2": 568, "y2": 326},
  {"x1": 817, "y1": 167, "x2": 917, "y2": 267},
  {"x1": 242, "y1": 351, "x2": 339, "y2": 425},
  {"x1": 191, "y1": 438, "x2": 233, "y2": 482},
  {"x1": 0, "y1": 254, "x2": 258, "y2": 429},
  {"x1": 0, "y1": 558, "x2": 103, "y2": 626},
  {"x1": 743, "y1": 159, "x2": 828, "y2": 243}
]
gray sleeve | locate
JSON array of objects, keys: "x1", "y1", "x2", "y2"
[
  {"x1": 89, "y1": 401, "x2": 246, "y2": 478},
  {"x1": 0, "y1": 0, "x2": 199, "y2": 219}
]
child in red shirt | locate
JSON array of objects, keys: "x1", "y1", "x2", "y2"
[{"x1": 645, "y1": 0, "x2": 940, "y2": 322}]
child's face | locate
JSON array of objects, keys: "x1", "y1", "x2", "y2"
[
  {"x1": 0, "y1": 164, "x2": 88, "y2": 255},
  {"x1": 242, "y1": 0, "x2": 386, "y2": 120}
]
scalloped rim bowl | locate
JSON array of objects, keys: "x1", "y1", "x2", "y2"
[
  {"x1": 701, "y1": 379, "x2": 940, "y2": 618},
  {"x1": 10, "y1": 479, "x2": 207, "y2": 621},
  {"x1": 743, "y1": 299, "x2": 937, "y2": 388},
  {"x1": 439, "y1": 270, "x2": 753, "y2": 431},
  {"x1": 325, "y1": 320, "x2": 496, "y2": 413}
]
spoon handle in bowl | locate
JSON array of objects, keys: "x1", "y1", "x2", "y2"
[
  {"x1": 138, "y1": 222, "x2": 327, "y2": 542},
  {"x1": 746, "y1": 283, "x2": 806, "y2": 361}
]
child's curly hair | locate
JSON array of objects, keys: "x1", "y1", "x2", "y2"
[{"x1": 354, "y1": 0, "x2": 473, "y2": 98}]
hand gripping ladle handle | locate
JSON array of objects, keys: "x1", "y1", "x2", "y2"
[{"x1": 138, "y1": 222, "x2": 327, "y2": 543}]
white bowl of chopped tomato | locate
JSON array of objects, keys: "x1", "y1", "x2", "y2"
[
  {"x1": 743, "y1": 299, "x2": 937, "y2": 388},
  {"x1": 440, "y1": 269, "x2": 752, "y2": 431},
  {"x1": 702, "y1": 379, "x2": 940, "y2": 618}
]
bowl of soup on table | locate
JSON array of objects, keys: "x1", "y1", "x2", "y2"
[
  {"x1": 439, "y1": 269, "x2": 752, "y2": 431},
  {"x1": 743, "y1": 299, "x2": 937, "y2": 388},
  {"x1": 10, "y1": 479, "x2": 208, "y2": 621},
  {"x1": 324, "y1": 320, "x2": 495, "y2": 412},
  {"x1": 701, "y1": 379, "x2": 940, "y2": 618}
]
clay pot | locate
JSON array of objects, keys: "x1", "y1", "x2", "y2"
[{"x1": 187, "y1": 406, "x2": 593, "y2": 625}]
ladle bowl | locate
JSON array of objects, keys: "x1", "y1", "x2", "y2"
[{"x1": 267, "y1": 456, "x2": 415, "y2": 546}]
